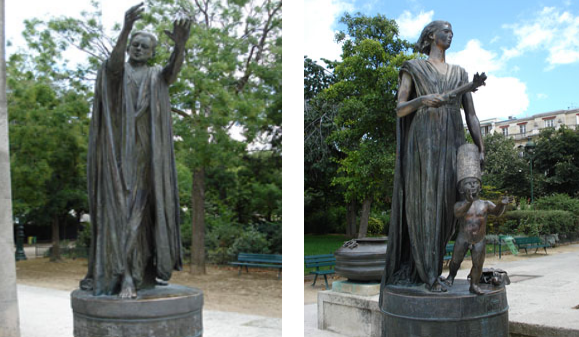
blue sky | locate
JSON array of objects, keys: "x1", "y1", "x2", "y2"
[{"x1": 304, "y1": 0, "x2": 579, "y2": 121}]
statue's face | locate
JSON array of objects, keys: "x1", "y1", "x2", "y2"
[
  {"x1": 432, "y1": 23, "x2": 453, "y2": 50},
  {"x1": 128, "y1": 35, "x2": 154, "y2": 63},
  {"x1": 461, "y1": 177, "x2": 481, "y2": 199}
]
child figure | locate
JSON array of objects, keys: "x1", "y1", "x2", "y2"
[{"x1": 444, "y1": 144, "x2": 513, "y2": 295}]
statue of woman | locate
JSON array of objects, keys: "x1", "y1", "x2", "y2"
[
  {"x1": 80, "y1": 3, "x2": 191, "y2": 298},
  {"x1": 380, "y1": 21, "x2": 485, "y2": 293}
]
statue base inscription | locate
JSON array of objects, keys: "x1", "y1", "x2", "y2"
[
  {"x1": 71, "y1": 285, "x2": 203, "y2": 337},
  {"x1": 381, "y1": 279, "x2": 508, "y2": 337}
]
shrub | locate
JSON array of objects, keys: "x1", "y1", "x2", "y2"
[
  {"x1": 205, "y1": 222, "x2": 243, "y2": 264},
  {"x1": 534, "y1": 194, "x2": 579, "y2": 218},
  {"x1": 366, "y1": 217, "x2": 384, "y2": 236},
  {"x1": 76, "y1": 222, "x2": 91, "y2": 250},
  {"x1": 254, "y1": 221, "x2": 282, "y2": 254},
  {"x1": 505, "y1": 210, "x2": 576, "y2": 235},
  {"x1": 228, "y1": 227, "x2": 270, "y2": 258}
]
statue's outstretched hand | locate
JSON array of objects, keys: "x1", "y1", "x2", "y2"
[
  {"x1": 164, "y1": 18, "x2": 192, "y2": 46},
  {"x1": 124, "y1": 2, "x2": 144, "y2": 29},
  {"x1": 501, "y1": 196, "x2": 514, "y2": 205}
]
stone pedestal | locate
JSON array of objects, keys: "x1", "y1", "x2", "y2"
[
  {"x1": 318, "y1": 288, "x2": 382, "y2": 337},
  {"x1": 71, "y1": 285, "x2": 203, "y2": 337},
  {"x1": 381, "y1": 280, "x2": 509, "y2": 337}
]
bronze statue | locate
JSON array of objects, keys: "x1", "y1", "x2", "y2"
[
  {"x1": 380, "y1": 20, "x2": 486, "y2": 293},
  {"x1": 443, "y1": 144, "x2": 513, "y2": 295},
  {"x1": 80, "y1": 3, "x2": 191, "y2": 298}
]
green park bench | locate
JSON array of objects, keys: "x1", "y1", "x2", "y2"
[
  {"x1": 514, "y1": 236, "x2": 550, "y2": 254},
  {"x1": 305, "y1": 254, "x2": 335, "y2": 288},
  {"x1": 443, "y1": 243, "x2": 454, "y2": 264},
  {"x1": 229, "y1": 253, "x2": 282, "y2": 278}
]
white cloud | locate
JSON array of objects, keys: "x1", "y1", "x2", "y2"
[
  {"x1": 395, "y1": 10, "x2": 434, "y2": 40},
  {"x1": 504, "y1": 6, "x2": 579, "y2": 66},
  {"x1": 469, "y1": 75, "x2": 529, "y2": 121},
  {"x1": 447, "y1": 39, "x2": 502, "y2": 74},
  {"x1": 447, "y1": 40, "x2": 529, "y2": 120},
  {"x1": 303, "y1": 0, "x2": 353, "y2": 62}
]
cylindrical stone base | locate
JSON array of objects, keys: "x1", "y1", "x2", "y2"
[
  {"x1": 380, "y1": 280, "x2": 508, "y2": 337},
  {"x1": 71, "y1": 285, "x2": 203, "y2": 337}
]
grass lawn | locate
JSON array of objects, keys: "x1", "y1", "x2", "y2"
[{"x1": 304, "y1": 234, "x2": 351, "y2": 274}]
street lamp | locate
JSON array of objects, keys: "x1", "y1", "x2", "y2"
[
  {"x1": 525, "y1": 136, "x2": 536, "y2": 204},
  {"x1": 14, "y1": 217, "x2": 27, "y2": 261}
]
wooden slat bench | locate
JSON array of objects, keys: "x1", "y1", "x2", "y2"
[
  {"x1": 229, "y1": 253, "x2": 282, "y2": 278},
  {"x1": 305, "y1": 254, "x2": 335, "y2": 288},
  {"x1": 514, "y1": 236, "x2": 550, "y2": 254}
]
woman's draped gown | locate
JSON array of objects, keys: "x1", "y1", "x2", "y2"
[{"x1": 380, "y1": 59, "x2": 468, "y2": 295}]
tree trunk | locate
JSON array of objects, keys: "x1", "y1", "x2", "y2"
[
  {"x1": 190, "y1": 167, "x2": 206, "y2": 274},
  {"x1": 357, "y1": 197, "x2": 372, "y2": 239},
  {"x1": 346, "y1": 200, "x2": 357, "y2": 238},
  {"x1": 50, "y1": 215, "x2": 61, "y2": 261}
]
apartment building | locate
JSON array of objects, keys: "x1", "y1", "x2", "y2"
[{"x1": 477, "y1": 109, "x2": 579, "y2": 147}]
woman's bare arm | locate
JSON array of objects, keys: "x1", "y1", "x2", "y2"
[{"x1": 395, "y1": 71, "x2": 447, "y2": 117}]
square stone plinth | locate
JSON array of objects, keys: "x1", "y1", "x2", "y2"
[
  {"x1": 332, "y1": 281, "x2": 380, "y2": 296},
  {"x1": 317, "y1": 290, "x2": 381, "y2": 337}
]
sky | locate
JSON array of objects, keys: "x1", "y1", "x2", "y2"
[{"x1": 304, "y1": 0, "x2": 579, "y2": 122}]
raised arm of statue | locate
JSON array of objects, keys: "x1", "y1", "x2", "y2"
[
  {"x1": 107, "y1": 2, "x2": 144, "y2": 73},
  {"x1": 162, "y1": 18, "x2": 192, "y2": 84}
]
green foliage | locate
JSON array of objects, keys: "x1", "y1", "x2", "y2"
[
  {"x1": 504, "y1": 210, "x2": 577, "y2": 235},
  {"x1": 304, "y1": 204, "x2": 347, "y2": 234},
  {"x1": 7, "y1": 34, "x2": 89, "y2": 236},
  {"x1": 534, "y1": 126, "x2": 579, "y2": 196},
  {"x1": 304, "y1": 12, "x2": 413, "y2": 235},
  {"x1": 482, "y1": 133, "x2": 529, "y2": 198},
  {"x1": 76, "y1": 223, "x2": 92, "y2": 250},
  {"x1": 205, "y1": 222, "x2": 271, "y2": 264},
  {"x1": 367, "y1": 216, "x2": 384, "y2": 236},
  {"x1": 534, "y1": 194, "x2": 579, "y2": 218}
]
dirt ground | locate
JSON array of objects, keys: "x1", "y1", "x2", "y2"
[
  {"x1": 304, "y1": 242, "x2": 579, "y2": 304},
  {"x1": 15, "y1": 258, "x2": 282, "y2": 318}
]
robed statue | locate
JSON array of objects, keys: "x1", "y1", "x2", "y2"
[
  {"x1": 80, "y1": 3, "x2": 191, "y2": 298},
  {"x1": 380, "y1": 20, "x2": 486, "y2": 293}
]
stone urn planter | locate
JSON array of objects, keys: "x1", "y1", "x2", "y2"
[{"x1": 334, "y1": 237, "x2": 387, "y2": 282}]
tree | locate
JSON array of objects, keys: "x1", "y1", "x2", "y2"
[
  {"x1": 324, "y1": 13, "x2": 413, "y2": 237},
  {"x1": 303, "y1": 57, "x2": 347, "y2": 234},
  {"x1": 7, "y1": 34, "x2": 89, "y2": 261},
  {"x1": 533, "y1": 126, "x2": 579, "y2": 196},
  {"x1": 481, "y1": 133, "x2": 529, "y2": 199}
]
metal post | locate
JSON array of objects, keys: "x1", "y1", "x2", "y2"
[
  {"x1": 530, "y1": 156, "x2": 534, "y2": 204},
  {"x1": 14, "y1": 219, "x2": 26, "y2": 261}
]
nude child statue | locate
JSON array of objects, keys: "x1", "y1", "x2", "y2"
[{"x1": 444, "y1": 143, "x2": 513, "y2": 295}]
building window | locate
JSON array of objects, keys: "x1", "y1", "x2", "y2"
[
  {"x1": 480, "y1": 125, "x2": 490, "y2": 136},
  {"x1": 519, "y1": 124, "x2": 526, "y2": 135},
  {"x1": 502, "y1": 127, "x2": 509, "y2": 136},
  {"x1": 545, "y1": 119, "x2": 554, "y2": 128}
]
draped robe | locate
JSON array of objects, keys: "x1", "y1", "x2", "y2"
[
  {"x1": 82, "y1": 60, "x2": 182, "y2": 296},
  {"x1": 380, "y1": 59, "x2": 468, "y2": 295}
]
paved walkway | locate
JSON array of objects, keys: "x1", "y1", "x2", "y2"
[
  {"x1": 18, "y1": 284, "x2": 281, "y2": 337},
  {"x1": 305, "y1": 244, "x2": 579, "y2": 337}
]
